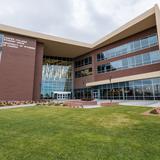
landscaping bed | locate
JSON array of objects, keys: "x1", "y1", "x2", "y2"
[
  {"x1": 64, "y1": 100, "x2": 97, "y2": 108},
  {"x1": 143, "y1": 107, "x2": 160, "y2": 116}
]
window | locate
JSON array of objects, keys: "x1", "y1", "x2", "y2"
[
  {"x1": 101, "y1": 65, "x2": 105, "y2": 73},
  {"x1": 122, "y1": 59, "x2": 128, "y2": 69},
  {"x1": 105, "y1": 64, "x2": 112, "y2": 72},
  {"x1": 135, "y1": 55, "x2": 142, "y2": 66},
  {"x1": 75, "y1": 68, "x2": 92, "y2": 78},
  {"x1": 97, "y1": 66, "x2": 102, "y2": 73},
  {"x1": 111, "y1": 61, "x2": 122, "y2": 70},
  {"x1": 96, "y1": 34, "x2": 158, "y2": 62},
  {"x1": 85, "y1": 57, "x2": 88, "y2": 65},
  {"x1": 150, "y1": 51, "x2": 160, "y2": 63},
  {"x1": 134, "y1": 40, "x2": 141, "y2": 50},
  {"x1": 41, "y1": 56, "x2": 72, "y2": 99},
  {"x1": 143, "y1": 53, "x2": 151, "y2": 64},
  {"x1": 141, "y1": 38, "x2": 149, "y2": 48},
  {"x1": 0, "y1": 34, "x2": 3, "y2": 47},
  {"x1": 75, "y1": 56, "x2": 92, "y2": 68},
  {"x1": 97, "y1": 50, "x2": 160, "y2": 74},
  {"x1": 149, "y1": 35, "x2": 158, "y2": 46},
  {"x1": 97, "y1": 54, "x2": 101, "y2": 61},
  {"x1": 89, "y1": 57, "x2": 92, "y2": 64},
  {"x1": 128, "y1": 57, "x2": 135, "y2": 68}
]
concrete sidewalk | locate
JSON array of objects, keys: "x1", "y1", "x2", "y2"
[
  {"x1": 83, "y1": 105, "x2": 101, "y2": 109},
  {"x1": 0, "y1": 104, "x2": 36, "y2": 110},
  {"x1": 119, "y1": 101, "x2": 160, "y2": 107}
]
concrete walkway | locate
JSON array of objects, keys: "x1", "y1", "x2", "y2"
[
  {"x1": 0, "y1": 104, "x2": 36, "y2": 110},
  {"x1": 119, "y1": 101, "x2": 160, "y2": 107},
  {"x1": 83, "y1": 105, "x2": 101, "y2": 109}
]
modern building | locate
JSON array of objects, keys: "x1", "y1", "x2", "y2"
[{"x1": 0, "y1": 4, "x2": 160, "y2": 101}]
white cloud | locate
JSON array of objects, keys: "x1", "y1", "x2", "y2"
[{"x1": 0, "y1": 0, "x2": 159, "y2": 43}]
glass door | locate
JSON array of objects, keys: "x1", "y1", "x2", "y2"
[{"x1": 93, "y1": 90, "x2": 100, "y2": 99}]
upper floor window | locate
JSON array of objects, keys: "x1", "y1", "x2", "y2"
[
  {"x1": 75, "y1": 68, "x2": 92, "y2": 78},
  {"x1": 0, "y1": 34, "x2": 3, "y2": 46},
  {"x1": 75, "y1": 56, "x2": 92, "y2": 68},
  {"x1": 97, "y1": 50, "x2": 160, "y2": 74},
  {"x1": 97, "y1": 34, "x2": 158, "y2": 61}
]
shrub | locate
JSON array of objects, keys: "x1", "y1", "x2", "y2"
[
  {"x1": 150, "y1": 108, "x2": 160, "y2": 114},
  {"x1": 81, "y1": 98, "x2": 94, "y2": 101}
]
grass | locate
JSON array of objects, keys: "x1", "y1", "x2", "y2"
[{"x1": 0, "y1": 105, "x2": 160, "y2": 160}]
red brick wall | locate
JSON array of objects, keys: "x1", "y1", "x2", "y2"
[
  {"x1": 0, "y1": 33, "x2": 37, "y2": 101},
  {"x1": 74, "y1": 26, "x2": 159, "y2": 89}
]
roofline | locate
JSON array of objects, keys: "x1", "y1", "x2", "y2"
[
  {"x1": 92, "y1": 5, "x2": 156, "y2": 48},
  {"x1": 0, "y1": 4, "x2": 159, "y2": 55},
  {"x1": 0, "y1": 24, "x2": 92, "y2": 48}
]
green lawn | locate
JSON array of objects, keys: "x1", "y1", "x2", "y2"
[{"x1": 0, "y1": 106, "x2": 160, "y2": 160}]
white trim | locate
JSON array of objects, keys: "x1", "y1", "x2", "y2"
[{"x1": 86, "y1": 71, "x2": 160, "y2": 87}]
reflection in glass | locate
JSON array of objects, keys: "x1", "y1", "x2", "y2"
[
  {"x1": 41, "y1": 56, "x2": 73, "y2": 99},
  {"x1": 97, "y1": 50, "x2": 160, "y2": 74},
  {"x1": 74, "y1": 77, "x2": 160, "y2": 100},
  {"x1": 97, "y1": 34, "x2": 158, "y2": 61}
]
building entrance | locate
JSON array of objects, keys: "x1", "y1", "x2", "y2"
[{"x1": 54, "y1": 92, "x2": 71, "y2": 100}]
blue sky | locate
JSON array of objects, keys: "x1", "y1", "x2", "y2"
[{"x1": 0, "y1": 0, "x2": 159, "y2": 43}]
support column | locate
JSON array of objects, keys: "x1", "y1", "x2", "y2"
[{"x1": 33, "y1": 43, "x2": 44, "y2": 101}]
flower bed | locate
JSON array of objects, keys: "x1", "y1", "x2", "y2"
[
  {"x1": 64, "y1": 100, "x2": 97, "y2": 108},
  {"x1": 0, "y1": 100, "x2": 53, "y2": 107},
  {"x1": 0, "y1": 101, "x2": 36, "y2": 107},
  {"x1": 100, "y1": 102, "x2": 119, "y2": 107},
  {"x1": 150, "y1": 107, "x2": 160, "y2": 114}
]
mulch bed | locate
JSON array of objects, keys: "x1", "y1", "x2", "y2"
[
  {"x1": 142, "y1": 108, "x2": 160, "y2": 116},
  {"x1": 100, "y1": 102, "x2": 119, "y2": 107}
]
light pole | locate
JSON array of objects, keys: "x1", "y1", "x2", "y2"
[{"x1": 109, "y1": 76, "x2": 112, "y2": 103}]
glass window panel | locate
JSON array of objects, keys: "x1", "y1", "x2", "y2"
[
  {"x1": 153, "y1": 78, "x2": 160, "y2": 84},
  {"x1": 128, "y1": 57, "x2": 135, "y2": 68},
  {"x1": 143, "y1": 53, "x2": 151, "y2": 64},
  {"x1": 150, "y1": 51, "x2": 160, "y2": 63},
  {"x1": 119, "y1": 82, "x2": 125, "y2": 88},
  {"x1": 135, "y1": 55, "x2": 142, "y2": 66},
  {"x1": 97, "y1": 66, "x2": 101, "y2": 73},
  {"x1": 111, "y1": 60, "x2": 122, "y2": 70},
  {"x1": 134, "y1": 80, "x2": 142, "y2": 86},
  {"x1": 143, "y1": 85, "x2": 154, "y2": 97},
  {"x1": 154, "y1": 84, "x2": 160, "y2": 96},
  {"x1": 143, "y1": 79, "x2": 152, "y2": 85},
  {"x1": 101, "y1": 53, "x2": 105, "y2": 60},
  {"x1": 89, "y1": 57, "x2": 92, "y2": 64},
  {"x1": 122, "y1": 59, "x2": 128, "y2": 69},
  {"x1": 85, "y1": 58, "x2": 88, "y2": 65},
  {"x1": 134, "y1": 40, "x2": 141, "y2": 50},
  {"x1": 0, "y1": 34, "x2": 3, "y2": 46},
  {"x1": 127, "y1": 86, "x2": 134, "y2": 97},
  {"x1": 97, "y1": 54, "x2": 100, "y2": 61},
  {"x1": 141, "y1": 38, "x2": 149, "y2": 48},
  {"x1": 149, "y1": 35, "x2": 158, "y2": 46},
  {"x1": 102, "y1": 65, "x2": 105, "y2": 72},
  {"x1": 106, "y1": 64, "x2": 111, "y2": 71},
  {"x1": 135, "y1": 86, "x2": 143, "y2": 97}
]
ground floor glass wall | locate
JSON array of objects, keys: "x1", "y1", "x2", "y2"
[
  {"x1": 41, "y1": 56, "x2": 73, "y2": 99},
  {"x1": 74, "y1": 77, "x2": 160, "y2": 100}
]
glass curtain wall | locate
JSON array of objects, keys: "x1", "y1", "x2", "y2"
[
  {"x1": 74, "y1": 77, "x2": 160, "y2": 100},
  {"x1": 97, "y1": 50, "x2": 160, "y2": 74},
  {"x1": 41, "y1": 56, "x2": 73, "y2": 99},
  {"x1": 97, "y1": 34, "x2": 158, "y2": 61}
]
